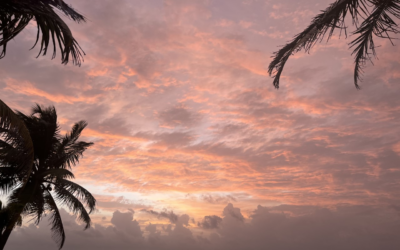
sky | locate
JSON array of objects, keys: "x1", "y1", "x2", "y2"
[{"x1": 1, "y1": 0, "x2": 400, "y2": 249}]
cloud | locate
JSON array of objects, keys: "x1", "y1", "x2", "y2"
[
  {"x1": 198, "y1": 215, "x2": 222, "y2": 229},
  {"x1": 222, "y1": 203, "x2": 244, "y2": 222},
  {"x1": 95, "y1": 195, "x2": 150, "y2": 212},
  {"x1": 7, "y1": 203, "x2": 400, "y2": 250},
  {"x1": 143, "y1": 209, "x2": 179, "y2": 224},
  {"x1": 110, "y1": 210, "x2": 143, "y2": 237},
  {"x1": 201, "y1": 194, "x2": 237, "y2": 204},
  {"x1": 157, "y1": 104, "x2": 201, "y2": 128}
]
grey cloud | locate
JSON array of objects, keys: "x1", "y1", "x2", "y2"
[
  {"x1": 215, "y1": 123, "x2": 247, "y2": 136},
  {"x1": 201, "y1": 194, "x2": 237, "y2": 204},
  {"x1": 95, "y1": 115, "x2": 133, "y2": 136},
  {"x1": 158, "y1": 105, "x2": 201, "y2": 128},
  {"x1": 157, "y1": 132, "x2": 195, "y2": 146},
  {"x1": 145, "y1": 223, "x2": 157, "y2": 234},
  {"x1": 198, "y1": 215, "x2": 222, "y2": 229},
  {"x1": 143, "y1": 209, "x2": 179, "y2": 224},
  {"x1": 374, "y1": 150, "x2": 400, "y2": 170},
  {"x1": 222, "y1": 203, "x2": 244, "y2": 222},
  {"x1": 111, "y1": 210, "x2": 143, "y2": 238}
]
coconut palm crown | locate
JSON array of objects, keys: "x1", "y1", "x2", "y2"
[
  {"x1": 268, "y1": 0, "x2": 400, "y2": 89},
  {"x1": 0, "y1": 103, "x2": 95, "y2": 250},
  {"x1": 0, "y1": 0, "x2": 86, "y2": 65}
]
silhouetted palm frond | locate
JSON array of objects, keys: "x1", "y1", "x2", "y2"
[
  {"x1": 0, "y1": 99, "x2": 34, "y2": 185},
  {"x1": 0, "y1": 167, "x2": 19, "y2": 194},
  {"x1": 52, "y1": 121, "x2": 93, "y2": 169},
  {"x1": 53, "y1": 185, "x2": 92, "y2": 229},
  {"x1": 16, "y1": 104, "x2": 60, "y2": 162},
  {"x1": 44, "y1": 190, "x2": 65, "y2": 250},
  {"x1": 40, "y1": 168, "x2": 75, "y2": 180},
  {"x1": 269, "y1": 0, "x2": 400, "y2": 89},
  {"x1": 54, "y1": 179, "x2": 96, "y2": 213},
  {"x1": 350, "y1": 0, "x2": 400, "y2": 86},
  {"x1": 0, "y1": 201, "x2": 22, "y2": 235},
  {"x1": 0, "y1": 0, "x2": 85, "y2": 65}
]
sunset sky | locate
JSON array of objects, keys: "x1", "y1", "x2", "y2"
[{"x1": 2, "y1": 0, "x2": 400, "y2": 249}]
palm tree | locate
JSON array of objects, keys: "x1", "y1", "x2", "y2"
[
  {"x1": 0, "y1": 102, "x2": 96, "y2": 250},
  {"x1": 0, "y1": 0, "x2": 86, "y2": 65},
  {"x1": 268, "y1": 0, "x2": 400, "y2": 89}
]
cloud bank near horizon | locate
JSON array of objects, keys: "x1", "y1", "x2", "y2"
[{"x1": 7, "y1": 203, "x2": 400, "y2": 250}]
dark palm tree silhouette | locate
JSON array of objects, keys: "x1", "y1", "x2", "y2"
[
  {"x1": 268, "y1": 0, "x2": 400, "y2": 89},
  {"x1": 0, "y1": 102, "x2": 96, "y2": 250},
  {"x1": 0, "y1": 0, "x2": 86, "y2": 65}
]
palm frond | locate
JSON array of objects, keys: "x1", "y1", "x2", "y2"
[
  {"x1": 0, "y1": 0, "x2": 86, "y2": 65},
  {"x1": 44, "y1": 190, "x2": 65, "y2": 250},
  {"x1": 47, "y1": 140, "x2": 93, "y2": 170},
  {"x1": 15, "y1": 215, "x2": 22, "y2": 227},
  {"x1": 31, "y1": 104, "x2": 56, "y2": 119},
  {"x1": 54, "y1": 179, "x2": 96, "y2": 213},
  {"x1": 63, "y1": 121, "x2": 89, "y2": 146},
  {"x1": 268, "y1": 0, "x2": 368, "y2": 88},
  {"x1": 43, "y1": 0, "x2": 85, "y2": 22},
  {"x1": 0, "y1": 99, "x2": 33, "y2": 181},
  {"x1": 6, "y1": 186, "x2": 30, "y2": 221},
  {"x1": 350, "y1": 0, "x2": 400, "y2": 87},
  {"x1": 16, "y1": 104, "x2": 60, "y2": 162},
  {"x1": 48, "y1": 121, "x2": 93, "y2": 169},
  {"x1": 0, "y1": 140, "x2": 23, "y2": 167},
  {"x1": 40, "y1": 168, "x2": 75, "y2": 180},
  {"x1": 0, "y1": 178, "x2": 19, "y2": 195},
  {"x1": 64, "y1": 141, "x2": 93, "y2": 168},
  {"x1": 0, "y1": 200, "x2": 8, "y2": 232},
  {"x1": 0, "y1": 167, "x2": 20, "y2": 194},
  {"x1": 19, "y1": 185, "x2": 46, "y2": 225},
  {"x1": 53, "y1": 185, "x2": 92, "y2": 229}
]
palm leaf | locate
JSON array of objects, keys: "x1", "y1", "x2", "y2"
[
  {"x1": 63, "y1": 121, "x2": 89, "y2": 146},
  {"x1": 0, "y1": 167, "x2": 20, "y2": 194},
  {"x1": 63, "y1": 141, "x2": 93, "y2": 169},
  {"x1": 268, "y1": 0, "x2": 368, "y2": 88},
  {"x1": 40, "y1": 168, "x2": 75, "y2": 180},
  {"x1": 350, "y1": 0, "x2": 400, "y2": 87},
  {"x1": 0, "y1": 0, "x2": 86, "y2": 65},
  {"x1": 53, "y1": 185, "x2": 92, "y2": 229},
  {"x1": 53, "y1": 179, "x2": 96, "y2": 213},
  {"x1": 0, "y1": 200, "x2": 8, "y2": 232},
  {"x1": 16, "y1": 104, "x2": 60, "y2": 162},
  {"x1": 25, "y1": 192, "x2": 46, "y2": 225},
  {"x1": 0, "y1": 99, "x2": 33, "y2": 184},
  {"x1": 48, "y1": 121, "x2": 93, "y2": 169},
  {"x1": 44, "y1": 190, "x2": 66, "y2": 250},
  {"x1": 11, "y1": 184, "x2": 46, "y2": 225},
  {"x1": 0, "y1": 140, "x2": 24, "y2": 168}
]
